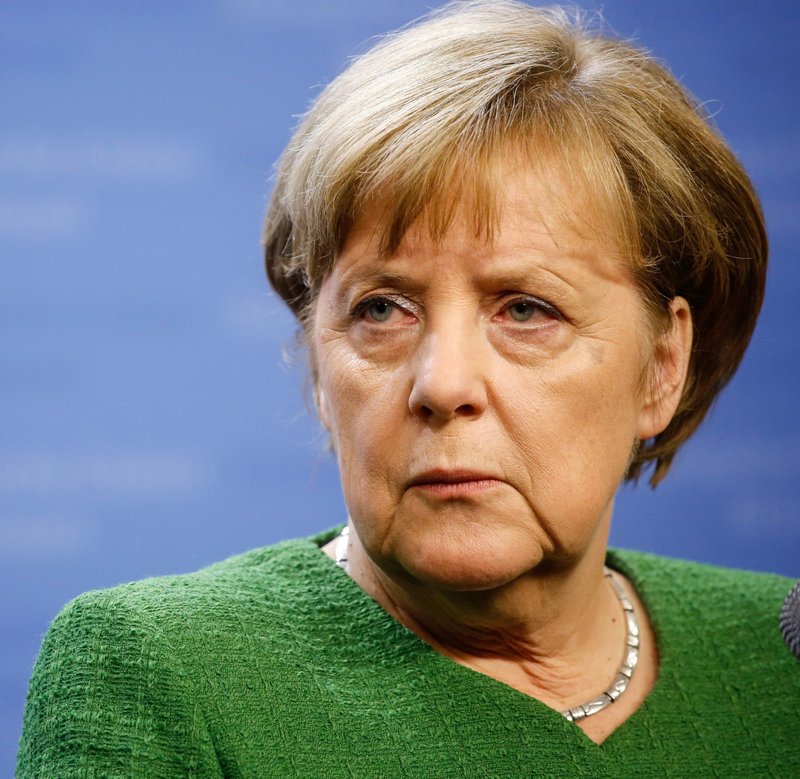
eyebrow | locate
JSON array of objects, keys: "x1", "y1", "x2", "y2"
[{"x1": 332, "y1": 269, "x2": 428, "y2": 305}]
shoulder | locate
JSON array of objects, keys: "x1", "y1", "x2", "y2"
[
  {"x1": 17, "y1": 532, "x2": 340, "y2": 777},
  {"x1": 608, "y1": 547, "x2": 795, "y2": 637},
  {"x1": 51, "y1": 531, "x2": 337, "y2": 634},
  {"x1": 606, "y1": 551, "x2": 800, "y2": 768},
  {"x1": 608, "y1": 547, "x2": 798, "y2": 673},
  {"x1": 27, "y1": 527, "x2": 344, "y2": 684},
  {"x1": 608, "y1": 547, "x2": 795, "y2": 609},
  {"x1": 26, "y1": 533, "x2": 337, "y2": 687}
]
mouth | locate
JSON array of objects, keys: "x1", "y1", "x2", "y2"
[{"x1": 407, "y1": 469, "x2": 504, "y2": 496}]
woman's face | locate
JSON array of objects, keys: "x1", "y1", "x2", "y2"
[{"x1": 313, "y1": 162, "x2": 686, "y2": 592}]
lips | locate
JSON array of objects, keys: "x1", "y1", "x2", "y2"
[
  {"x1": 408, "y1": 468, "x2": 497, "y2": 485},
  {"x1": 407, "y1": 468, "x2": 504, "y2": 490}
]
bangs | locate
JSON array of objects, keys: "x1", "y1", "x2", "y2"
[{"x1": 342, "y1": 120, "x2": 639, "y2": 275}]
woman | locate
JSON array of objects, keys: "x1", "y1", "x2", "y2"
[{"x1": 18, "y1": 1, "x2": 799, "y2": 776}]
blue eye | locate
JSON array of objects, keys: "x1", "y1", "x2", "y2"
[
  {"x1": 352, "y1": 296, "x2": 405, "y2": 324},
  {"x1": 364, "y1": 299, "x2": 394, "y2": 322},
  {"x1": 503, "y1": 296, "x2": 561, "y2": 324},
  {"x1": 508, "y1": 301, "x2": 538, "y2": 322}
]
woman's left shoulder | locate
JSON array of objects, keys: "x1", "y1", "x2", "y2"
[
  {"x1": 608, "y1": 548, "x2": 797, "y2": 664},
  {"x1": 608, "y1": 547, "x2": 795, "y2": 602}
]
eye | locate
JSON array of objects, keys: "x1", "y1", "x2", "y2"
[
  {"x1": 501, "y1": 296, "x2": 562, "y2": 324},
  {"x1": 351, "y1": 295, "x2": 413, "y2": 326},
  {"x1": 508, "y1": 300, "x2": 539, "y2": 322},
  {"x1": 363, "y1": 299, "x2": 395, "y2": 323}
]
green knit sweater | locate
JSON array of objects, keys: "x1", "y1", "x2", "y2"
[{"x1": 17, "y1": 529, "x2": 800, "y2": 777}]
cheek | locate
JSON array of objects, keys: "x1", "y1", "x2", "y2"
[
  {"x1": 515, "y1": 374, "x2": 637, "y2": 551},
  {"x1": 316, "y1": 342, "x2": 406, "y2": 495},
  {"x1": 512, "y1": 343, "x2": 644, "y2": 485},
  {"x1": 321, "y1": 345, "x2": 393, "y2": 433}
]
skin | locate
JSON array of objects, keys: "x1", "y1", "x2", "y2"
[{"x1": 314, "y1": 159, "x2": 692, "y2": 743}]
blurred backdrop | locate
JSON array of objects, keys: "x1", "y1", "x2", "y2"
[{"x1": 2, "y1": 0, "x2": 798, "y2": 771}]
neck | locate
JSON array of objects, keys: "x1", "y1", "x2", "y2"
[{"x1": 344, "y1": 522, "x2": 625, "y2": 709}]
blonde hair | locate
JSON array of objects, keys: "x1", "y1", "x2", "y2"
[{"x1": 263, "y1": 0, "x2": 767, "y2": 486}]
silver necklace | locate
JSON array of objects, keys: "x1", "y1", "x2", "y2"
[
  {"x1": 331, "y1": 526, "x2": 639, "y2": 722},
  {"x1": 561, "y1": 567, "x2": 639, "y2": 722}
]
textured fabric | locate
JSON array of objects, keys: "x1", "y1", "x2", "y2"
[{"x1": 17, "y1": 529, "x2": 800, "y2": 778}]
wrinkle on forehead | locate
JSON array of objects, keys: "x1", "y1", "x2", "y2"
[
  {"x1": 338, "y1": 145, "x2": 631, "y2": 295},
  {"x1": 339, "y1": 140, "x2": 630, "y2": 281}
]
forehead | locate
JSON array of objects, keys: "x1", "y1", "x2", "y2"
[
  {"x1": 323, "y1": 164, "x2": 640, "y2": 325},
  {"x1": 340, "y1": 150, "x2": 628, "y2": 274}
]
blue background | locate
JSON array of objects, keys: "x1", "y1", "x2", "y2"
[{"x1": 2, "y1": 0, "x2": 798, "y2": 771}]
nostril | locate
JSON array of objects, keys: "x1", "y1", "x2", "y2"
[{"x1": 414, "y1": 402, "x2": 478, "y2": 421}]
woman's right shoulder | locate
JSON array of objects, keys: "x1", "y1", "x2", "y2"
[
  {"x1": 52, "y1": 534, "x2": 334, "y2": 638},
  {"x1": 17, "y1": 534, "x2": 340, "y2": 777}
]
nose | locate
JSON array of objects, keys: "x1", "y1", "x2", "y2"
[{"x1": 408, "y1": 323, "x2": 489, "y2": 422}]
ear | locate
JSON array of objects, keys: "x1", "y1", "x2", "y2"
[{"x1": 636, "y1": 296, "x2": 693, "y2": 439}]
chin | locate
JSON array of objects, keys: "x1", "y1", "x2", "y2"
[{"x1": 392, "y1": 530, "x2": 544, "y2": 593}]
